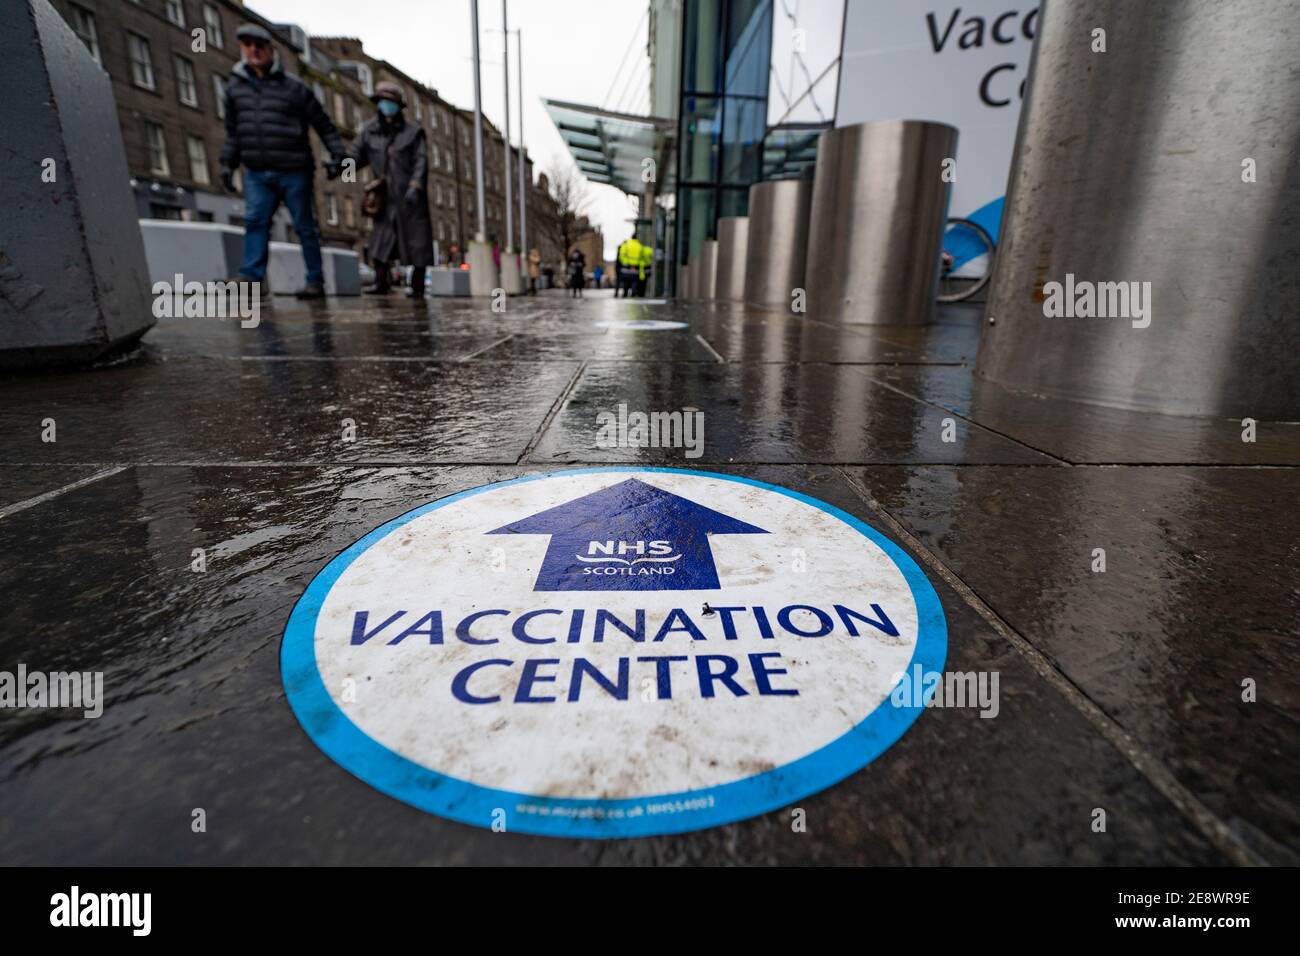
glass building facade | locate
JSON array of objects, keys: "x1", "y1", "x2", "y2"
[{"x1": 675, "y1": 0, "x2": 774, "y2": 269}]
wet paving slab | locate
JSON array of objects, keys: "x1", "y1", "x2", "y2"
[
  {"x1": 148, "y1": 318, "x2": 518, "y2": 362},
  {"x1": 0, "y1": 354, "x2": 579, "y2": 465},
  {"x1": 847, "y1": 464, "x2": 1300, "y2": 864},
  {"x1": 0, "y1": 291, "x2": 1293, "y2": 864},
  {"x1": 693, "y1": 308, "x2": 981, "y2": 365},
  {"x1": 869, "y1": 364, "x2": 1300, "y2": 465},
  {"x1": 530, "y1": 362, "x2": 1056, "y2": 464},
  {"x1": 0, "y1": 463, "x2": 1225, "y2": 864},
  {"x1": 0, "y1": 465, "x2": 105, "y2": 511}
]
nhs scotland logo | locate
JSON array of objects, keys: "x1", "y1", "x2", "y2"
[{"x1": 488, "y1": 477, "x2": 767, "y2": 591}]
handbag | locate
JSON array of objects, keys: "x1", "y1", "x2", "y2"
[{"x1": 362, "y1": 176, "x2": 387, "y2": 218}]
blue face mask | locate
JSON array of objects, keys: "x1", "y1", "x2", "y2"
[{"x1": 377, "y1": 100, "x2": 401, "y2": 118}]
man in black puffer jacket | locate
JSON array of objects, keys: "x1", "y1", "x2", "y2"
[{"x1": 219, "y1": 24, "x2": 346, "y2": 299}]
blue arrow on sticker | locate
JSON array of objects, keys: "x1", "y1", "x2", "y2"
[{"x1": 487, "y1": 477, "x2": 768, "y2": 591}]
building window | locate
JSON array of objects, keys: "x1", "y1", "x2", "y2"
[
  {"x1": 175, "y1": 57, "x2": 198, "y2": 107},
  {"x1": 434, "y1": 182, "x2": 442, "y2": 207},
  {"x1": 437, "y1": 220, "x2": 446, "y2": 241},
  {"x1": 431, "y1": 144, "x2": 440, "y2": 169},
  {"x1": 333, "y1": 92, "x2": 346, "y2": 125},
  {"x1": 127, "y1": 32, "x2": 155, "y2": 90},
  {"x1": 352, "y1": 102, "x2": 363, "y2": 130},
  {"x1": 213, "y1": 75, "x2": 227, "y2": 119},
  {"x1": 203, "y1": 4, "x2": 224, "y2": 49},
  {"x1": 186, "y1": 135, "x2": 209, "y2": 184},
  {"x1": 144, "y1": 121, "x2": 169, "y2": 175},
  {"x1": 343, "y1": 197, "x2": 355, "y2": 228},
  {"x1": 440, "y1": 109, "x2": 450, "y2": 133},
  {"x1": 68, "y1": 5, "x2": 100, "y2": 65},
  {"x1": 447, "y1": 189, "x2": 455, "y2": 210},
  {"x1": 165, "y1": 0, "x2": 185, "y2": 28},
  {"x1": 325, "y1": 193, "x2": 339, "y2": 225},
  {"x1": 413, "y1": 94, "x2": 422, "y2": 121}
]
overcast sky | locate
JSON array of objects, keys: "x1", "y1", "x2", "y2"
[{"x1": 252, "y1": 0, "x2": 649, "y2": 258}]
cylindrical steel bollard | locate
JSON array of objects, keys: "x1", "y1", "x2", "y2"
[
  {"x1": 804, "y1": 119, "x2": 956, "y2": 324},
  {"x1": 978, "y1": 0, "x2": 1300, "y2": 418},
  {"x1": 678, "y1": 263, "x2": 691, "y2": 301},
  {"x1": 696, "y1": 240, "x2": 719, "y2": 302},
  {"x1": 744, "y1": 178, "x2": 813, "y2": 306},
  {"x1": 714, "y1": 217, "x2": 749, "y2": 302}
]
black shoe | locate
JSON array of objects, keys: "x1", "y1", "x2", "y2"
[
  {"x1": 405, "y1": 288, "x2": 425, "y2": 300},
  {"x1": 295, "y1": 282, "x2": 326, "y2": 299},
  {"x1": 364, "y1": 283, "x2": 392, "y2": 295},
  {"x1": 231, "y1": 276, "x2": 269, "y2": 299}
]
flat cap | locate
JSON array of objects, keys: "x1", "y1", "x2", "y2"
[{"x1": 235, "y1": 23, "x2": 274, "y2": 44}]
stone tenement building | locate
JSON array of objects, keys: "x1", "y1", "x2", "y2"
[{"x1": 50, "y1": 0, "x2": 563, "y2": 267}]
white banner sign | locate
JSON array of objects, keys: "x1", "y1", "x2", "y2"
[{"x1": 835, "y1": 2, "x2": 1039, "y2": 242}]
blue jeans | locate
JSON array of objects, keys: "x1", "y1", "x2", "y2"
[{"x1": 238, "y1": 168, "x2": 323, "y2": 285}]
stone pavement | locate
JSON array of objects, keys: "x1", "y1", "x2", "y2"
[{"x1": 0, "y1": 290, "x2": 1295, "y2": 864}]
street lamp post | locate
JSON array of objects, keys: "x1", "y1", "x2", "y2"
[
  {"x1": 499, "y1": 0, "x2": 521, "y2": 293},
  {"x1": 516, "y1": 29, "x2": 528, "y2": 272},
  {"x1": 468, "y1": 0, "x2": 497, "y2": 296}
]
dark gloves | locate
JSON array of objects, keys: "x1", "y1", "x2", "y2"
[
  {"x1": 404, "y1": 186, "x2": 422, "y2": 209},
  {"x1": 324, "y1": 158, "x2": 344, "y2": 181},
  {"x1": 219, "y1": 167, "x2": 236, "y2": 193}
]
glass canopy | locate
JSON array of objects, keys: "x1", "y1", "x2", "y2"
[{"x1": 544, "y1": 98, "x2": 674, "y2": 196}]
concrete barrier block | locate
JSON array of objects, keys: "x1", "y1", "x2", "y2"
[
  {"x1": 429, "y1": 268, "x2": 471, "y2": 297},
  {"x1": 0, "y1": 0, "x2": 155, "y2": 367},
  {"x1": 266, "y1": 242, "x2": 360, "y2": 295},
  {"x1": 323, "y1": 248, "x2": 360, "y2": 296},
  {"x1": 139, "y1": 221, "x2": 243, "y2": 284},
  {"x1": 267, "y1": 242, "x2": 308, "y2": 294}
]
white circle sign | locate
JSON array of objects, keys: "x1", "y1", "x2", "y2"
[
  {"x1": 282, "y1": 468, "x2": 946, "y2": 837},
  {"x1": 594, "y1": 318, "x2": 688, "y2": 330}
]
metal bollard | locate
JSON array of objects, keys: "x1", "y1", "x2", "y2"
[
  {"x1": 744, "y1": 179, "x2": 813, "y2": 307},
  {"x1": 696, "y1": 240, "x2": 719, "y2": 302},
  {"x1": 714, "y1": 217, "x2": 750, "y2": 303},
  {"x1": 805, "y1": 119, "x2": 957, "y2": 324},
  {"x1": 978, "y1": 0, "x2": 1300, "y2": 418}
]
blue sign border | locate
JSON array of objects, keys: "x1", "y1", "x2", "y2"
[{"x1": 281, "y1": 467, "x2": 948, "y2": 839}]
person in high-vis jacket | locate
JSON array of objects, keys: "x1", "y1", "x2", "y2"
[
  {"x1": 635, "y1": 242, "x2": 653, "y2": 297},
  {"x1": 616, "y1": 233, "x2": 642, "y2": 298}
]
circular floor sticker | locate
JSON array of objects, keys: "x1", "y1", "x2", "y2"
[
  {"x1": 594, "y1": 318, "x2": 688, "y2": 330},
  {"x1": 282, "y1": 468, "x2": 946, "y2": 838}
]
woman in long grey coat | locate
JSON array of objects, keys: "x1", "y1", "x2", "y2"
[{"x1": 349, "y1": 81, "x2": 432, "y2": 298}]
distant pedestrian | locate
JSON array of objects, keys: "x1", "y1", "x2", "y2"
[
  {"x1": 220, "y1": 23, "x2": 346, "y2": 299},
  {"x1": 528, "y1": 248, "x2": 541, "y2": 295},
  {"x1": 349, "y1": 81, "x2": 432, "y2": 299},
  {"x1": 635, "y1": 241, "x2": 653, "y2": 297},
  {"x1": 567, "y1": 248, "x2": 586, "y2": 298},
  {"x1": 615, "y1": 231, "x2": 642, "y2": 298}
]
